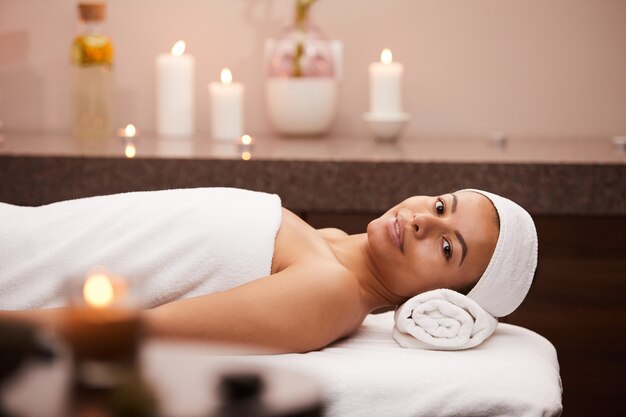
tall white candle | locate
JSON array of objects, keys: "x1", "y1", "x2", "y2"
[
  {"x1": 208, "y1": 68, "x2": 244, "y2": 141},
  {"x1": 369, "y1": 49, "x2": 403, "y2": 115},
  {"x1": 156, "y1": 41, "x2": 195, "y2": 137}
]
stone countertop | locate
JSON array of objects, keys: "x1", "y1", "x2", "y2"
[{"x1": 0, "y1": 133, "x2": 624, "y2": 215}]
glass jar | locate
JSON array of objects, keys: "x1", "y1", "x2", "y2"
[{"x1": 70, "y1": 2, "x2": 114, "y2": 142}]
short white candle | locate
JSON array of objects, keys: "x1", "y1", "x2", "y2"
[
  {"x1": 156, "y1": 41, "x2": 195, "y2": 137},
  {"x1": 208, "y1": 68, "x2": 244, "y2": 141},
  {"x1": 368, "y1": 49, "x2": 403, "y2": 115}
]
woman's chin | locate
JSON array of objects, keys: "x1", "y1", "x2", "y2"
[{"x1": 366, "y1": 218, "x2": 380, "y2": 240}]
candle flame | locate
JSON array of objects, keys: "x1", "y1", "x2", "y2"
[
  {"x1": 83, "y1": 273, "x2": 115, "y2": 309},
  {"x1": 221, "y1": 68, "x2": 233, "y2": 84},
  {"x1": 380, "y1": 48, "x2": 393, "y2": 64},
  {"x1": 241, "y1": 134, "x2": 252, "y2": 145},
  {"x1": 171, "y1": 40, "x2": 186, "y2": 57},
  {"x1": 124, "y1": 124, "x2": 136, "y2": 137},
  {"x1": 241, "y1": 151, "x2": 251, "y2": 161},
  {"x1": 125, "y1": 143, "x2": 136, "y2": 158}
]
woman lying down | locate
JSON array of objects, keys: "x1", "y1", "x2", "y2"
[{"x1": 0, "y1": 187, "x2": 537, "y2": 353}]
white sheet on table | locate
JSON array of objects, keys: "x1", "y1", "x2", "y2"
[{"x1": 143, "y1": 312, "x2": 563, "y2": 417}]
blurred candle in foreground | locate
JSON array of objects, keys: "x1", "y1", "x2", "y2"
[
  {"x1": 208, "y1": 68, "x2": 244, "y2": 141},
  {"x1": 156, "y1": 41, "x2": 195, "y2": 137},
  {"x1": 64, "y1": 270, "x2": 141, "y2": 363},
  {"x1": 368, "y1": 49, "x2": 404, "y2": 115},
  {"x1": 83, "y1": 272, "x2": 115, "y2": 308}
]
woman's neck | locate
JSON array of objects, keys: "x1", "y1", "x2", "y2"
[{"x1": 322, "y1": 233, "x2": 406, "y2": 311}]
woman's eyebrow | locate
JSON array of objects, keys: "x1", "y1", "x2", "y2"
[
  {"x1": 448, "y1": 194, "x2": 467, "y2": 266},
  {"x1": 445, "y1": 193, "x2": 467, "y2": 266},
  {"x1": 455, "y1": 231, "x2": 468, "y2": 267}
]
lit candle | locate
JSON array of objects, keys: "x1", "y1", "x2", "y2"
[
  {"x1": 118, "y1": 123, "x2": 137, "y2": 139},
  {"x1": 208, "y1": 68, "x2": 244, "y2": 141},
  {"x1": 237, "y1": 134, "x2": 254, "y2": 159},
  {"x1": 83, "y1": 272, "x2": 116, "y2": 308},
  {"x1": 240, "y1": 134, "x2": 253, "y2": 146},
  {"x1": 368, "y1": 49, "x2": 404, "y2": 115},
  {"x1": 156, "y1": 41, "x2": 195, "y2": 137},
  {"x1": 64, "y1": 271, "x2": 141, "y2": 362},
  {"x1": 118, "y1": 124, "x2": 137, "y2": 158}
]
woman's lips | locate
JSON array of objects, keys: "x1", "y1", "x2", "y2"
[{"x1": 387, "y1": 214, "x2": 404, "y2": 251}]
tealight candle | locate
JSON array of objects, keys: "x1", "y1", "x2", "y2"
[
  {"x1": 118, "y1": 124, "x2": 137, "y2": 158},
  {"x1": 237, "y1": 134, "x2": 254, "y2": 159},
  {"x1": 208, "y1": 68, "x2": 244, "y2": 141},
  {"x1": 369, "y1": 49, "x2": 404, "y2": 115},
  {"x1": 118, "y1": 123, "x2": 137, "y2": 139},
  {"x1": 156, "y1": 41, "x2": 195, "y2": 137},
  {"x1": 240, "y1": 134, "x2": 253, "y2": 146}
]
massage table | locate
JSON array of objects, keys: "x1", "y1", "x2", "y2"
[{"x1": 4, "y1": 312, "x2": 562, "y2": 417}]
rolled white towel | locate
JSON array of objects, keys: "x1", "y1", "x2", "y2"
[{"x1": 393, "y1": 289, "x2": 498, "y2": 350}]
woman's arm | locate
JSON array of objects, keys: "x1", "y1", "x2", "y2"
[
  {"x1": 0, "y1": 263, "x2": 365, "y2": 354},
  {"x1": 0, "y1": 308, "x2": 66, "y2": 329},
  {"x1": 143, "y1": 262, "x2": 365, "y2": 353}
]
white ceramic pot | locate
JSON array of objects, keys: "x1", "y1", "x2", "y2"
[{"x1": 266, "y1": 77, "x2": 337, "y2": 136}]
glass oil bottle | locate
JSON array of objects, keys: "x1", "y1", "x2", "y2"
[{"x1": 71, "y1": 2, "x2": 113, "y2": 143}]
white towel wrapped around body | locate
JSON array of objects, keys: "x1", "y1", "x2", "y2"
[
  {"x1": 393, "y1": 289, "x2": 498, "y2": 350},
  {"x1": 0, "y1": 187, "x2": 282, "y2": 309}
]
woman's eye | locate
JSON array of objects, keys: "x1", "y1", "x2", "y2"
[
  {"x1": 435, "y1": 199, "x2": 445, "y2": 215},
  {"x1": 442, "y1": 239, "x2": 452, "y2": 259}
]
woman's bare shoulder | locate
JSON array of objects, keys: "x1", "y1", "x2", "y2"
[
  {"x1": 276, "y1": 261, "x2": 368, "y2": 338},
  {"x1": 273, "y1": 208, "x2": 345, "y2": 273},
  {"x1": 296, "y1": 260, "x2": 366, "y2": 310},
  {"x1": 290, "y1": 259, "x2": 361, "y2": 294}
]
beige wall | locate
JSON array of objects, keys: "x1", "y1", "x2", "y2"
[{"x1": 0, "y1": 0, "x2": 625, "y2": 140}]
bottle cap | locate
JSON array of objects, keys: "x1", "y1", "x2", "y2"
[{"x1": 78, "y1": 2, "x2": 106, "y2": 22}]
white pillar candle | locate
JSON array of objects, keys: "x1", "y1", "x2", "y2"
[
  {"x1": 208, "y1": 68, "x2": 244, "y2": 141},
  {"x1": 368, "y1": 49, "x2": 403, "y2": 115},
  {"x1": 156, "y1": 41, "x2": 195, "y2": 137}
]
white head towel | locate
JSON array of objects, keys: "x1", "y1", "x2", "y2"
[{"x1": 462, "y1": 189, "x2": 538, "y2": 317}]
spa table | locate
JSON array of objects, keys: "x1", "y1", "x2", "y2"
[{"x1": 0, "y1": 133, "x2": 625, "y2": 417}]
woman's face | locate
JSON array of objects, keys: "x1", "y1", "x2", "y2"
[{"x1": 367, "y1": 191, "x2": 499, "y2": 300}]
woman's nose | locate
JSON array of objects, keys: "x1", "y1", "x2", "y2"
[{"x1": 411, "y1": 212, "x2": 440, "y2": 236}]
